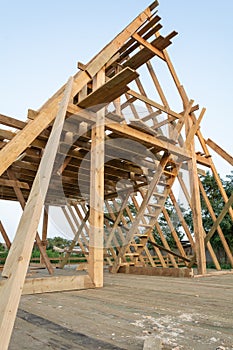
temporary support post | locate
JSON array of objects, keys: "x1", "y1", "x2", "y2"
[{"x1": 0, "y1": 77, "x2": 73, "y2": 350}]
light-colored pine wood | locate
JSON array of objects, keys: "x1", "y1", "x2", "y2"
[
  {"x1": 7, "y1": 168, "x2": 54, "y2": 275},
  {"x1": 132, "y1": 32, "x2": 165, "y2": 60},
  {"x1": 60, "y1": 209, "x2": 90, "y2": 269},
  {"x1": 0, "y1": 4, "x2": 157, "y2": 178},
  {"x1": 78, "y1": 67, "x2": 138, "y2": 110},
  {"x1": 205, "y1": 192, "x2": 233, "y2": 244},
  {"x1": 199, "y1": 178, "x2": 233, "y2": 267},
  {"x1": 40, "y1": 206, "x2": 49, "y2": 264},
  {"x1": 127, "y1": 89, "x2": 182, "y2": 120},
  {"x1": 0, "y1": 178, "x2": 29, "y2": 189},
  {"x1": 188, "y1": 150, "x2": 206, "y2": 274},
  {"x1": 206, "y1": 138, "x2": 233, "y2": 166},
  {"x1": 88, "y1": 68, "x2": 105, "y2": 287},
  {"x1": 0, "y1": 275, "x2": 94, "y2": 295},
  {"x1": 0, "y1": 77, "x2": 73, "y2": 350},
  {"x1": 118, "y1": 265, "x2": 194, "y2": 278},
  {"x1": 0, "y1": 221, "x2": 11, "y2": 249}
]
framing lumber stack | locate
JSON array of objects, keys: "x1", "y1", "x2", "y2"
[{"x1": 0, "y1": 1, "x2": 232, "y2": 348}]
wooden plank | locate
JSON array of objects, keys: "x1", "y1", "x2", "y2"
[
  {"x1": 118, "y1": 18, "x2": 162, "y2": 57},
  {"x1": 169, "y1": 190, "x2": 195, "y2": 248},
  {"x1": 199, "y1": 178, "x2": 233, "y2": 267},
  {"x1": 105, "y1": 191, "x2": 131, "y2": 249},
  {"x1": 78, "y1": 67, "x2": 139, "y2": 110},
  {"x1": 148, "y1": 240, "x2": 190, "y2": 262},
  {"x1": 88, "y1": 69, "x2": 105, "y2": 288},
  {"x1": 0, "y1": 275, "x2": 94, "y2": 295},
  {"x1": 194, "y1": 270, "x2": 233, "y2": 278},
  {"x1": 177, "y1": 172, "x2": 221, "y2": 271},
  {"x1": 0, "y1": 221, "x2": 11, "y2": 249},
  {"x1": 205, "y1": 192, "x2": 233, "y2": 244},
  {"x1": 0, "y1": 78, "x2": 73, "y2": 350},
  {"x1": 68, "y1": 103, "x2": 192, "y2": 161},
  {"x1": 40, "y1": 206, "x2": 49, "y2": 264},
  {"x1": 84, "y1": 3, "x2": 158, "y2": 78},
  {"x1": 196, "y1": 153, "x2": 211, "y2": 167},
  {"x1": 60, "y1": 210, "x2": 90, "y2": 269},
  {"x1": 118, "y1": 265, "x2": 194, "y2": 278},
  {"x1": 0, "y1": 3, "x2": 156, "y2": 178},
  {"x1": 106, "y1": 122, "x2": 191, "y2": 160},
  {"x1": 0, "y1": 113, "x2": 26, "y2": 130},
  {"x1": 206, "y1": 138, "x2": 233, "y2": 166},
  {"x1": 0, "y1": 178, "x2": 29, "y2": 189},
  {"x1": 161, "y1": 208, "x2": 189, "y2": 262},
  {"x1": 184, "y1": 108, "x2": 206, "y2": 146},
  {"x1": 189, "y1": 146, "x2": 206, "y2": 275},
  {"x1": 132, "y1": 32, "x2": 165, "y2": 60},
  {"x1": 111, "y1": 153, "x2": 170, "y2": 273},
  {"x1": 127, "y1": 89, "x2": 182, "y2": 119},
  {"x1": 123, "y1": 34, "x2": 175, "y2": 70},
  {"x1": 171, "y1": 99, "x2": 194, "y2": 140},
  {"x1": 7, "y1": 168, "x2": 54, "y2": 275},
  {"x1": 197, "y1": 132, "x2": 233, "y2": 221}
]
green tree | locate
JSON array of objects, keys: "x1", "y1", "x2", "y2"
[
  {"x1": 184, "y1": 171, "x2": 233, "y2": 261},
  {"x1": 47, "y1": 236, "x2": 72, "y2": 249}
]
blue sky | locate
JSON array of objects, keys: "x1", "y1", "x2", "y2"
[{"x1": 0, "y1": 0, "x2": 232, "y2": 240}]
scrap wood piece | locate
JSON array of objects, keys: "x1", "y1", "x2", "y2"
[
  {"x1": 206, "y1": 138, "x2": 233, "y2": 166},
  {"x1": 0, "y1": 77, "x2": 73, "y2": 350}
]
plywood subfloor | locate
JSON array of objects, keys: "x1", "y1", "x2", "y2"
[{"x1": 9, "y1": 271, "x2": 233, "y2": 350}]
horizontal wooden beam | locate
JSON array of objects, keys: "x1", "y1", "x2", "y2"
[
  {"x1": 0, "y1": 113, "x2": 26, "y2": 130},
  {"x1": 67, "y1": 104, "x2": 192, "y2": 161},
  {"x1": 0, "y1": 178, "x2": 29, "y2": 189},
  {"x1": 106, "y1": 122, "x2": 191, "y2": 160},
  {"x1": 117, "y1": 265, "x2": 194, "y2": 278},
  {"x1": 0, "y1": 275, "x2": 95, "y2": 295}
]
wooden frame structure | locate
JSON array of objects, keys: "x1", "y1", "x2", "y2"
[{"x1": 0, "y1": 1, "x2": 232, "y2": 347}]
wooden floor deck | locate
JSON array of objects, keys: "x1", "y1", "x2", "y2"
[{"x1": 9, "y1": 271, "x2": 233, "y2": 350}]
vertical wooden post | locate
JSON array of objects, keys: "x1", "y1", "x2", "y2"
[
  {"x1": 189, "y1": 142, "x2": 206, "y2": 275},
  {"x1": 88, "y1": 68, "x2": 105, "y2": 287}
]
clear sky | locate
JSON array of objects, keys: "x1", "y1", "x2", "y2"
[{"x1": 0, "y1": 0, "x2": 232, "y2": 240}]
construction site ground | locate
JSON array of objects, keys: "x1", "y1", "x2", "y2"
[{"x1": 9, "y1": 270, "x2": 233, "y2": 350}]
